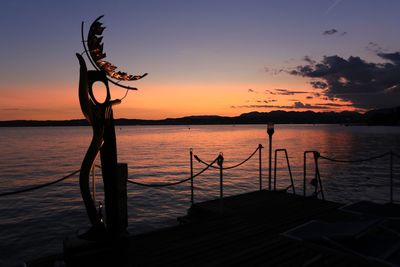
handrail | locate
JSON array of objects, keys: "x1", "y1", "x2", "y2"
[
  {"x1": 273, "y1": 149, "x2": 296, "y2": 194},
  {"x1": 319, "y1": 152, "x2": 389, "y2": 163},
  {"x1": 319, "y1": 150, "x2": 396, "y2": 203},
  {"x1": 303, "y1": 151, "x2": 324, "y2": 200},
  {"x1": 304, "y1": 150, "x2": 398, "y2": 203}
]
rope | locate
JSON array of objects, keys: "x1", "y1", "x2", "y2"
[
  {"x1": 319, "y1": 152, "x2": 390, "y2": 163},
  {"x1": 127, "y1": 155, "x2": 220, "y2": 188},
  {"x1": 194, "y1": 146, "x2": 260, "y2": 170},
  {"x1": 0, "y1": 169, "x2": 80, "y2": 197}
]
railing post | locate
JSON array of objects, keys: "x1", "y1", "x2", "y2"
[
  {"x1": 313, "y1": 152, "x2": 324, "y2": 200},
  {"x1": 273, "y1": 149, "x2": 278, "y2": 191},
  {"x1": 303, "y1": 152, "x2": 307, "y2": 197},
  {"x1": 190, "y1": 149, "x2": 194, "y2": 205},
  {"x1": 218, "y1": 153, "x2": 224, "y2": 199},
  {"x1": 259, "y1": 144, "x2": 263, "y2": 191},
  {"x1": 285, "y1": 150, "x2": 296, "y2": 195},
  {"x1": 390, "y1": 150, "x2": 393, "y2": 204},
  {"x1": 267, "y1": 123, "x2": 274, "y2": 191},
  {"x1": 91, "y1": 163, "x2": 96, "y2": 204}
]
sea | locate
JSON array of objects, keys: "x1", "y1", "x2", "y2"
[{"x1": 0, "y1": 124, "x2": 399, "y2": 266}]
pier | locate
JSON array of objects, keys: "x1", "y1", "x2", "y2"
[
  {"x1": 28, "y1": 189, "x2": 399, "y2": 266},
  {"x1": 1, "y1": 144, "x2": 398, "y2": 266}
]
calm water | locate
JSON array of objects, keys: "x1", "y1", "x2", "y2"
[{"x1": 0, "y1": 124, "x2": 399, "y2": 265}]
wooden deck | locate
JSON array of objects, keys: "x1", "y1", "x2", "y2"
[{"x1": 30, "y1": 190, "x2": 394, "y2": 266}]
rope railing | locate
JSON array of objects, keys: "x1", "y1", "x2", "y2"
[
  {"x1": 0, "y1": 169, "x2": 80, "y2": 197},
  {"x1": 126, "y1": 155, "x2": 220, "y2": 188},
  {"x1": 304, "y1": 150, "x2": 399, "y2": 203},
  {"x1": 319, "y1": 152, "x2": 390, "y2": 163},
  {"x1": 194, "y1": 145, "x2": 262, "y2": 170}
]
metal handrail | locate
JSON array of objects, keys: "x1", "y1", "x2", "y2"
[
  {"x1": 303, "y1": 151, "x2": 324, "y2": 200},
  {"x1": 273, "y1": 149, "x2": 296, "y2": 195},
  {"x1": 315, "y1": 150, "x2": 396, "y2": 204}
]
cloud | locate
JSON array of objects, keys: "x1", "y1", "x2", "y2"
[
  {"x1": 310, "y1": 81, "x2": 328, "y2": 89},
  {"x1": 289, "y1": 52, "x2": 400, "y2": 109},
  {"x1": 0, "y1": 108, "x2": 21, "y2": 111},
  {"x1": 293, "y1": 101, "x2": 308, "y2": 108},
  {"x1": 315, "y1": 103, "x2": 354, "y2": 107},
  {"x1": 232, "y1": 101, "x2": 329, "y2": 110},
  {"x1": 304, "y1": 56, "x2": 316, "y2": 64},
  {"x1": 366, "y1": 42, "x2": 384, "y2": 53},
  {"x1": 323, "y1": 29, "x2": 338, "y2": 35},
  {"x1": 265, "y1": 67, "x2": 284, "y2": 75},
  {"x1": 306, "y1": 96, "x2": 313, "y2": 99},
  {"x1": 322, "y1": 28, "x2": 347, "y2": 36},
  {"x1": 248, "y1": 88, "x2": 255, "y2": 93},
  {"x1": 327, "y1": 0, "x2": 343, "y2": 13},
  {"x1": 266, "y1": 88, "x2": 309, "y2": 95}
]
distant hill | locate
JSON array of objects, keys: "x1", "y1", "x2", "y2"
[
  {"x1": 0, "y1": 108, "x2": 399, "y2": 127},
  {"x1": 364, "y1": 106, "x2": 400, "y2": 125}
]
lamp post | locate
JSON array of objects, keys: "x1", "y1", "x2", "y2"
[{"x1": 267, "y1": 123, "x2": 274, "y2": 191}]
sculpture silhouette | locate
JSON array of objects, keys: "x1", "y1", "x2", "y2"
[
  {"x1": 77, "y1": 15, "x2": 147, "y2": 239},
  {"x1": 77, "y1": 53, "x2": 126, "y2": 239}
]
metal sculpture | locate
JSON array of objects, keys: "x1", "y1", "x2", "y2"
[{"x1": 77, "y1": 15, "x2": 147, "y2": 239}]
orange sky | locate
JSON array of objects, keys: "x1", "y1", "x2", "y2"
[
  {"x1": 0, "y1": 76, "x2": 357, "y2": 121},
  {"x1": 1, "y1": 1, "x2": 397, "y2": 121}
]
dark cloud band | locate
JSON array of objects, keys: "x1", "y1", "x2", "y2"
[{"x1": 289, "y1": 52, "x2": 400, "y2": 109}]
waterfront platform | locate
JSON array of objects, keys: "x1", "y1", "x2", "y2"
[{"x1": 28, "y1": 190, "x2": 399, "y2": 266}]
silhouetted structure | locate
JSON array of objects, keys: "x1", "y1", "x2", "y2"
[{"x1": 77, "y1": 15, "x2": 147, "y2": 239}]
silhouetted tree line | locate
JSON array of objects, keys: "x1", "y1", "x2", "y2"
[{"x1": 1, "y1": 107, "x2": 399, "y2": 127}]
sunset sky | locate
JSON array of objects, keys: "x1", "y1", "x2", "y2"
[{"x1": 1, "y1": 0, "x2": 400, "y2": 120}]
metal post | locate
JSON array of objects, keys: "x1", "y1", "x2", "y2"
[
  {"x1": 190, "y1": 149, "x2": 194, "y2": 204},
  {"x1": 313, "y1": 152, "x2": 324, "y2": 200},
  {"x1": 285, "y1": 150, "x2": 296, "y2": 195},
  {"x1": 273, "y1": 149, "x2": 278, "y2": 191},
  {"x1": 259, "y1": 144, "x2": 263, "y2": 191},
  {"x1": 390, "y1": 151, "x2": 393, "y2": 204},
  {"x1": 267, "y1": 123, "x2": 274, "y2": 191},
  {"x1": 218, "y1": 154, "x2": 224, "y2": 199},
  {"x1": 269, "y1": 135, "x2": 272, "y2": 190},
  {"x1": 116, "y1": 163, "x2": 128, "y2": 232},
  {"x1": 91, "y1": 163, "x2": 96, "y2": 204},
  {"x1": 303, "y1": 152, "x2": 307, "y2": 197}
]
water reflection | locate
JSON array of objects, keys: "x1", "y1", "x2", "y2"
[{"x1": 0, "y1": 124, "x2": 399, "y2": 265}]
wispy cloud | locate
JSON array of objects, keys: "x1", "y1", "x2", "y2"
[
  {"x1": 265, "y1": 88, "x2": 308, "y2": 96},
  {"x1": 327, "y1": 0, "x2": 343, "y2": 13},
  {"x1": 323, "y1": 29, "x2": 338, "y2": 35},
  {"x1": 0, "y1": 108, "x2": 21, "y2": 111},
  {"x1": 322, "y1": 28, "x2": 347, "y2": 36},
  {"x1": 232, "y1": 101, "x2": 330, "y2": 110}
]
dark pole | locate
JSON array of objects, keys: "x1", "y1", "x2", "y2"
[
  {"x1": 218, "y1": 154, "x2": 224, "y2": 199},
  {"x1": 267, "y1": 123, "x2": 274, "y2": 191},
  {"x1": 259, "y1": 144, "x2": 263, "y2": 191},
  {"x1": 190, "y1": 149, "x2": 194, "y2": 205},
  {"x1": 390, "y1": 151, "x2": 393, "y2": 204}
]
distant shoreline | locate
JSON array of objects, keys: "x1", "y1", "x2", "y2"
[{"x1": 1, "y1": 108, "x2": 399, "y2": 127}]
